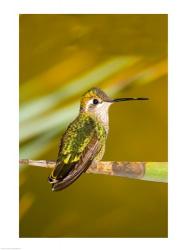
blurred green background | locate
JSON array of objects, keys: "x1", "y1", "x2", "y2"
[{"x1": 19, "y1": 14, "x2": 168, "y2": 237}]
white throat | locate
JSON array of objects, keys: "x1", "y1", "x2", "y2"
[{"x1": 94, "y1": 102, "x2": 111, "y2": 132}]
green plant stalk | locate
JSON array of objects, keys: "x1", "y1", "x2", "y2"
[
  {"x1": 142, "y1": 162, "x2": 168, "y2": 183},
  {"x1": 19, "y1": 160, "x2": 168, "y2": 183}
]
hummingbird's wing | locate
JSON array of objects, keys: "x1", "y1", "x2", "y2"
[
  {"x1": 51, "y1": 135, "x2": 100, "y2": 191},
  {"x1": 48, "y1": 115, "x2": 104, "y2": 191}
]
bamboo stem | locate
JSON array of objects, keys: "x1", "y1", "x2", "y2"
[{"x1": 19, "y1": 159, "x2": 168, "y2": 183}]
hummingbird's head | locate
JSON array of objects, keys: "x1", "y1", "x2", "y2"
[
  {"x1": 80, "y1": 87, "x2": 148, "y2": 111},
  {"x1": 80, "y1": 88, "x2": 113, "y2": 115},
  {"x1": 80, "y1": 87, "x2": 149, "y2": 123}
]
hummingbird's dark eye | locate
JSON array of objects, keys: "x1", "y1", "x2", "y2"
[{"x1": 93, "y1": 99, "x2": 99, "y2": 105}]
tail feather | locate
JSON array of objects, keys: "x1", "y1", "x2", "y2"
[{"x1": 48, "y1": 162, "x2": 76, "y2": 184}]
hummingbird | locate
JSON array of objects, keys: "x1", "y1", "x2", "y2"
[{"x1": 48, "y1": 87, "x2": 148, "y2": 191}]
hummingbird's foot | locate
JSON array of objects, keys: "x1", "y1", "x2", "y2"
[{"x1": 48, "y1": 176, "x2": 62, "y2": 184}]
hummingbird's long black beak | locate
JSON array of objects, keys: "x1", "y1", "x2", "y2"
[{"x1": 111, "y1": 97, "x2": 149, "y2": 102}]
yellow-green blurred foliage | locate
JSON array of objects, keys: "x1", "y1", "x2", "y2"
[{"x1": 19, "y1": 14, "x2": 168, "y2": 237}]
